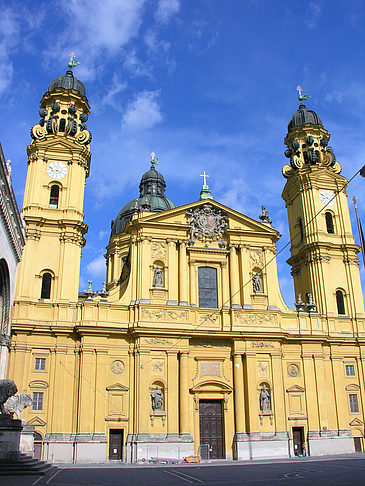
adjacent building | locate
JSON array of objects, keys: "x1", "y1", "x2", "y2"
[{"x1": 7, "y1": 67, "x2": 365, "y2": 463}]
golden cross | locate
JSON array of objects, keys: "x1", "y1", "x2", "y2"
[
  {"x1": 296, "y1": 85, "x2": 303, "y2": 97},
  {"x1": 69, "y1": 51, "x2": 75, "y2": 62},
  {"x1": 200, "y1": 170, "x2": 210, "y2": 186},
  {"x1": 150, "y1": 152, "x2": 156, "y2": 160}
]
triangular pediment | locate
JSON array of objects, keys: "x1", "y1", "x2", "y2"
[
  {"x1": 349, "y1": 418, "x2": 363, "y2": 426},
  {"x1": 136, "y1": 199, "x2": 280, "y2": 238},
  {"x1": 106, "y1": 383, "x2": 129, "y2": 392},
  {"x1": 286, "y1": 385, "x2": 305, "y2": 393},
  {"x1": 27, "y1": 416, "x2": 47, "y2": 426}
]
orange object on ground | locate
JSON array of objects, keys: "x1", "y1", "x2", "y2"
[{"x1": 184, "y1": 455, "x2": 200, "y2": 463}]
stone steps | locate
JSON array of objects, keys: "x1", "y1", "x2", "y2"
[{"x1": 0, "y1": 453, "x2": 56, "y2": 476}]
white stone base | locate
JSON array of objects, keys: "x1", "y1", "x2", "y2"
[
  {"x1": 20, "y1": 424, "x2": 35, "y2": 457},
  {"x1": 126, "y1": 433, "x2": 194, "y2": 463},
  {"x1": 308, "y1": 432, "x2": 354, "y2": 456},
  {"x1": 44, "y1": 433, "x2": 107, "y2": 464},
  {"x1": 234, "y1": 433, "x2": 290, "y2": 460}
]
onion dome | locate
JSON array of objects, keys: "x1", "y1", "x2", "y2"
[
  {"x1": 288, "y1": 103, "x2": 322, "y2": 132},
  {"x1": 111, "y1": 161, "x2": 177, "y2": 236},
  {"x1": 48, "y1": 69, "x2": 86, "y2": 97}
]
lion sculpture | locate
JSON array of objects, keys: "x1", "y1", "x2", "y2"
[
  {"x1": 4, "y1": 393, "x2": 33, "y2": 420},
  {"x1": 0, "y1": 379, "x2": 18, "y2": 414}
]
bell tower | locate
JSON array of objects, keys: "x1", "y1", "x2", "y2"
[
  {"x1": 281, "y1": 90, "x2": 364, "y2": 317},
  {"x1": 15, "y1": 59, "x2": 92, "y2": 303}
]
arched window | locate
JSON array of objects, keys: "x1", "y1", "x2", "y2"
[
  {"x1": 59, "y1": 118, "x2": 66, "y2": 132},
  {"x1": 325, "y1": 212, "x2": 334, "y2": 234},
  {"x1": 40, "y1": 273, "x2": 52, "y2": 299},
  {"x1": 336, "y1": 290, "x2": 345, "y2": 315},
  {"x1": 298, "y1": 218, "x2": 304, "y2": 243},
  {"x1": 49, "y1": 185, "x2": 59, "y2": 209},
  {"x1": 198, "y1": 267, "x2": 218, "y2": 309}
]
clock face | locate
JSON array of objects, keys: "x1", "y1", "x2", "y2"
[
  {"x1": 319, "y1": 189, "x2": 335, "y2": 207},
  {"x1": 47, "y1": 161, "x2": 67, "y2": 180}
]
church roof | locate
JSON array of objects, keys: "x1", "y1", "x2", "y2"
[
  {"x1": 288, "y1": 103, "x2": 322, "y2": 132},
  {"x1": 111, "y1": 163, "x2": 177, "y2": 236},
  {"x1": 48, "y1": 69, "x2": 86, "y2": 97}
]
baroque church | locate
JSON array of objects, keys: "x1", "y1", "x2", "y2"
[{"x1": 6, "y1": 64, "x2": 365, "y2": 463}]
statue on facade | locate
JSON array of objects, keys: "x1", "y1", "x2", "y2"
[
  {"x1": 0, "y1": 379, "x2": 18, "y2": 414},
  {"x1": 153, "y1": 266, "x2": 163, "y2": 287},
  {"x1": 306, "y1": 293, "x2": 317, "y2": 313},
  {"x1": 260, "y1": 384, "x2": 270, "y2": 411},
  {"x1": 151, "y1": 386, "x2": 163, "y2": 410},
  {"x1": 252, "y1": 273, "x2": 262, "y2": 293}
]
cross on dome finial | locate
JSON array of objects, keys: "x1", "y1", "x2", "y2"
[
  {"x1": 149, "y1": 152, "x2": 159, "y2": 168},
  {"x1": 296, "y1": 85, "x2": 311, "y2": 102},
  {"x1": 68, "y1": 51, "x2": 80, "y2": 69},
  {"x1": 200, "y1": 170, "x2": 210, "y2": 186}
]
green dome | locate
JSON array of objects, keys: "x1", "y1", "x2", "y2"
[
  {"x1": 111, "y1": 164, "x2": 177, "y2": 236},
  {"x1": 48, "y1": 69, "x2": 86, "y2": 97}
]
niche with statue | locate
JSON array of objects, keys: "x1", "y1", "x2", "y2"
[
  {"x1": 150, "y1": 261, "x2": 168, "y2": 302},
  {"x1": 149, "y1": 381, "x2": 166, "y2": 430}
]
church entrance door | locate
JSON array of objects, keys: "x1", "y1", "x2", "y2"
[
  {"x1": 199, "y1": 400, "x2": 224, "y2": 459},
  {"x1": 109, "y1": 429, "x2": 123, "y2": 460},
  {"x1": 292, "y1": 427, "x2": 304, "y2": 456}
]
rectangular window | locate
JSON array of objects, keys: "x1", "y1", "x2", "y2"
[
  {"x1": 345, "y1": 365, "x2": 355, "y2": 376},
  {"x1": 32, "y1": 392, "x2": 44, "y2": 411},
  {"x1": 35, "y1": 358, "x2": 46, "y2": 371},
  {"x1": 198, "y1": 267, "x2": 218, "y2": 309},
  {"x1": 349, "y1": 394, "x2": 359, "y2": 413}
]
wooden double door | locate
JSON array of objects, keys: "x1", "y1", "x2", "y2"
[{"x1": 199, "y1": 400, "x2": 225, "y2": 459}]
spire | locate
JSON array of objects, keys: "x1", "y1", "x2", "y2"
[{"x1": 199, "y1": 171, "x2": 213, "y2": 200}]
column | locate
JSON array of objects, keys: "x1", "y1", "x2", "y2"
[
  {"x1": 167, "y1": 239, "x2": 178, "y2": 305},
  {"x1": 140, "y1": 238, "x2": 151, "y2": 303},
  {"x1": 239, "y1": 245, "x2": 252, "y2": 309},
  {"x1": 221, "y1": 261, "x2": 229, "y2": 309},
  {"x1": 233, "y1": 353, "x2": 246, "y2": 433},
  {"x1": 167, "y1": 351, "x2": 179, "y2": 433},
  {"x1": 189, "y1": 260, "x2": 197, "y2": 307},
  {"x1": 179, "y1": 241, "x2": 188, "y2": 305},
  {"x1": 229, "y1": 245, "x2": 240, "y2": 308},
  {"x1": 137, "y1": 351, "x2": 150, "y2": 433},
  {"x1": 243, "y1": 353, "x2": 259, "y2": 432},
  {"x1": 271, "y1": 354, "x2": 287, "y2": 432},
  {"x1": 179, "y1": 352, "x2": 190, "y2": 434},
  {"x1": 302, "y1": 354, "x2": 320, "y2": 435},
  {"x1": 331, "y1": 357, "x2": 349, "y2": 432}
]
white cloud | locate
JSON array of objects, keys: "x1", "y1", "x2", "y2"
[
  {"x1": 121, "y1": 90, "x2": 163, "y2": 130},
  {"x1": 304, "y1": 1, "x2": 322, "y2": 29},
  {"x1": 155, "y1": 0, "x2": 180, "y2": 23},
  {"x1": 86, "y1": 254, "x2": 107, "y2": 278},
  {"x1": 0, "y1": 8, "x2": 19, "y2": 95},
  {"x1": 101, "y1": 73, "x2": 127, "y2": 109}
]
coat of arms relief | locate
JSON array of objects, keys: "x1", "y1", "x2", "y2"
[{"x1": 186, "y1": 203, "x2": 228, "y2": 247}]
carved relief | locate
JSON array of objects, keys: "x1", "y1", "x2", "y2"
[
  {"x1": 288, "y1": 364, "x2": 300, "y2": 377},
  {"x1": 152, "y1": 360, "x2": 164, "y2": 374},
  {"x1": 111, "y1": 360, "x2": 125, "y2": 374},
  {"x1": 151, "y1": 242, "x2": 167, "y2": 262},
  {"x1": 142, "y1": 309, "x2": 189, "y2": 321},
  {"x1": 192, "y1": 340, "x2": 230, "y2": 348},
  {"x1": 234, "y1": 312, "x2": 276, "y2": 326},
  {"x1": 200, "y1": 360, "x2": 221, "y2": 378},
  {"x1": 250, "y1": 341, "x2": 275, "y2": 349},
  {"x1": 186, "y1": 203, "x2": 228, "y2": 246},
  {"x1": 144, "y1": 337, "x2": 173, "y2": 345},
  {"x1": 249, "y1": 248, "x2": 264, "y2": 269},
  {"x1": 258, "y1": 361, "x2": 269, "y2": 378},
  {"x1": 199, "y1": 313, "x2": 220, "y2": 324}
]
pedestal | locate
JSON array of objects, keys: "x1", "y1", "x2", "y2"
[
  {"x1": 0, "y1": 415, "x2": 23, "y2": 462},
  {"x1": 20, "y1": 423, "x2": 35, "y2": 457}
]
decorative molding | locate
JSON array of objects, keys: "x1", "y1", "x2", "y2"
[
  {"x1": 144, "y1": 337, "x2": 173, "y2": 345},
  {"x1": 250, "y1": 341, "x2": 275, "y2": 349},
  {"x1": 142, "y1": 308, "x2": 189, "y2": 321},
  {"x1": 235, "y1": 312, "x2": 276, "y2": 327}
]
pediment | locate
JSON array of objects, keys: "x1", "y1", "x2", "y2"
[
  {"x1": 349, "y1": 418, "x2": 363, "y2": 426},
  {"x1": 106, "y1": 383, "x2": 129, "y2": 392},
  {"x1": 29, "y1": 380, "x2": 48, "y2": 389},
  {"x1": 286, "y1": 385, "x2": 305, "y2": 393},
  {"x1": 345, "y1": 384, "x2": 360, "y2": 391},
  {"x1": 137, "y1": 199, "x2": 280, "y2": 238},
  {"x1": 190, "y1": 380, "x2": 233, "y2": 393},
  {"x1": 27, "y1": 416, "x2": 47, "y2": 426}
]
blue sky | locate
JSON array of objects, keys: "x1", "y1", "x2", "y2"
[{"x1": 1, "y1": 0, "x2": 364, "y2": 304}]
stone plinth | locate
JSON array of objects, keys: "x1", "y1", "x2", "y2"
[
  {"x1": 0, "y1": 415, "x2": 23, "y2": 462},
  {"x1": 20, "y1": 423, "x2": 35, "y2": 457}
]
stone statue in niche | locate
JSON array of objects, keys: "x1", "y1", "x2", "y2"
[
  {"x1": 260, "y1": 384, "x2": 271, "y2": 411},
  {"x1": 252, "y1": 273, "x2": 262, "y2": 293},
  {"x1": 153, "y1": 266, "x2": 163, "y2": 287},
  {"x1": 151, "y1": 386, "x2": 163, "y2": 410}
]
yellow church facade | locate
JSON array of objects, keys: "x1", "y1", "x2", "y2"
[{"x1": 7, "y1": 67, "x2": 365, "y2": 463}]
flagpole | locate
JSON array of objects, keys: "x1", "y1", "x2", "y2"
[{"x1": 352, "y1": 196, "x2": 365, "y2": 272}]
